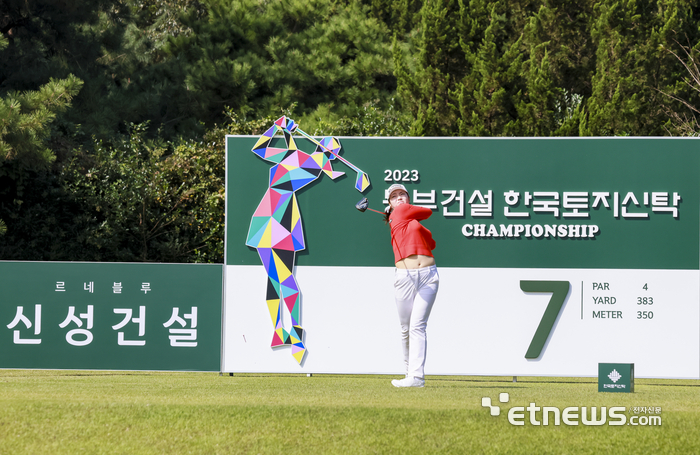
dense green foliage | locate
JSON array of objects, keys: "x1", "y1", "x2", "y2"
[
  {"x1": 64, "y1": 122, "x2": 225, "y2": 262},
  {"x1": 395, "y1": 0, "x2": 700, "y2": 136},
  {"x1": 1, "y1": 0, "x2": 700, "y2": 262},
  {"x1": 164, "y1": 0, "x2": 396, "y2": 128}
]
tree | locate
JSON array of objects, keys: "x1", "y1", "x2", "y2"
[
  {"x1": 395, "y1": 0, "x2": 700, "y2": 137},
  {"x1": 0, "y1": 73, "x2": 83, "y2": 168},
  {"x1": 0, "y1": 0, "x2": 110, "y2": 92},
  {"x1": 162, "y1": 0, "x2": 396, "y2": 130},
  {"x1": 0, "y1": 37, "x2": 85, "y2": 251},
  {"x1": 0, "y1": 113, "x2": 232, "y2": 263},
  {"x1": 63, "y1": 122, "x2": 224, "y2": 262},
  {"x1": 0, "y1": 0, "x2": 209, "y2": 140},
  {"x1": 516, "y1": 0, "x2": 595, "y2": 135},
  {"x1": 360, "y1": 0, "x2": 423, "y2": 36},
  {"x1": 455, "y1": 0, "x2": 530, "y2": 136},
  {"x1": 657, "y1": 38, "x2": 700, "y2": 135},
  {"x1": 306, "y1": 98, "x2": 412, "y2": 136},
  {"x1": 395, "y1": 0, "x2": 465, "y2": 135},
  {"x1": 0, "y1": 69, "x2": 83, "y2": 241},
  {"x1": 582, "y1": 0, "x2": 700, "y2": 136}
]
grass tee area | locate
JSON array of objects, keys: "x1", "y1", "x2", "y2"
[{"x1": 0, "y1": 371, "x2": 698, "y2": 454}]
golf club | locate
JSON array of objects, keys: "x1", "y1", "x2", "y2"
[
  {"x1": 355, "y1": 197, "x2": 385, "y2": 215},
  {"x1": 294, "y1": 127, "x2": 371, "y2": 192}
]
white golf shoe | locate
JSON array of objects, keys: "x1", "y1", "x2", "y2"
[{"x1": 391, "y1": 376, "x2": 425, "y2": 388}]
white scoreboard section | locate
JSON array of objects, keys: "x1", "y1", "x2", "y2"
[{"x1": 222, "y1": 265, "x2": 699, "y2": 379}]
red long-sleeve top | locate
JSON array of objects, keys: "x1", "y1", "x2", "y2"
[{"x1": 389, "y1": 204, "x2": 436, "y2": 263}]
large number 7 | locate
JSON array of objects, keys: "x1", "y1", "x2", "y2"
[{"x1": 520, "y1": 281, "x2": 571, "y2": 359}]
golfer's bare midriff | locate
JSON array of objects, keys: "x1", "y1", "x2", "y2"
[{"x1": 396, "y1": 254, "x2": 436, "y2": 269}]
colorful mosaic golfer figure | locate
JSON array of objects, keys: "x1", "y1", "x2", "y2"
[{"x1": 246, "y1": 116, "x2": 370, "y2": 364}]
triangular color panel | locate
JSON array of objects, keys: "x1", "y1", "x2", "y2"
[
  {"x1": 284, "y1": 294, "x2": 298, "y2": 313},
  {"x1": 252, "y1": 191, "x2": 274, "y2": 217},
  {"x1": 291, "y1": 195, "x2": 301, "y2": 227},
  {"x1": 281, "y1": 275, "x2": 298, "y2": 293},
  {"x1": 291, "y1": 346, "x2": 305, "y2": 364},
  {"x1": 245, "y1": 217, "x2": 269, "y2": 247},
  {"x1": 287, "y1": 135, "x2": 298, "y2": 151},
  {"x1": 255, "y1": 221, "x2": 273, "y2": 249},
  {"x1": 267, "y1": 299, "x2": 281, "y2": 326},
  {"x1": 281, "y1": 153, "x2": 302, "y2": 168},
  {"x1": 356, "y1": 172, "x2": 370, "y2": 192},
  {"x1": 274, "y1": 191, "x2": 292, "y2": 211},
  {"x1": 272, "y1": 251, "x2": 293, "y2": 283},
  {"x1": 279, "y1": 283, "x2": 297, "y2": 299},
  {"x1": 301, "y1": 154, "x2": 322, "y2": 170},
  {"x1": 269, "y1": 219, "x2": 291, "y2": 243},
  {"x1": 291, "y1": 221, "x2": 305, "y2": 251},
  {"x1": 269, "y1": 164, "x2": 291, "y2": 186},
  {"x1": 257, "y1": 247, "x2": 274, "y2": 272},
  {"x1": 273, "y1": 234, "x2": 295, "y2": 251},
  {"x1": 271, "y1": 330, "x2": 284, "y2": 347}
]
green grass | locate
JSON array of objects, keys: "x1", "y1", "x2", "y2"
[{"x1": 0, "y1": 371, "x2": 698, "y2": 454}]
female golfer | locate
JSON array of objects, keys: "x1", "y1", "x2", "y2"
[{"x1": 385, "y1": 183, "x2": 439, "y2": 388}]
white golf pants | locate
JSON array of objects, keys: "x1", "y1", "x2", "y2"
[{"x1": 394, "y1": 265, "x2": 439, "y2": 379}]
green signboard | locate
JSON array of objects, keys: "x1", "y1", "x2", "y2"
[
  {"x1": 599, "y1": 363, "x2": 635, "y2": 393},
  {"x1": 224, "y1": 134, "x2": 700, "y2": 378},
  {"x1": 0, "y1": 262, "x2": 222, "y2": 371},
  {"x1": 226, "y1": 136, "x2": 698, "y2": 270}
]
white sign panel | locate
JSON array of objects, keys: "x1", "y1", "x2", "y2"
[{"x1": 223, "y1": 265, "x2": 699, "y2": 378}]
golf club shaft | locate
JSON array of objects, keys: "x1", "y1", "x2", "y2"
[
  {"x1": 366, "y1": 207, "x2": 385, "y2": 215},
  {"x1": 294, "y1": 128, "x2": 364, "y2": 173}
]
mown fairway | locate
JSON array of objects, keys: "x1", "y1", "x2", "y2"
[{"x1": 0, "y1": 371, "x2": 697, "y2": 454}]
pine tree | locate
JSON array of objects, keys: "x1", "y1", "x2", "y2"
[
  {"x1": 508, "y1": 50, "x2": 562, "y2": 136},
  {"x1": 455, "y1": 0, "x2": 534, "y2": 136},
  {"x1": 0, "y1": 73, "x2": 83, "y2": 168},
  {"x1": 395, "y1": 0, "x2": 464, "y2": 135},
  {"x1": 361, "y1": 0, "x2": 423, "y2": 36},
  {"x1": 0, "y1": 66, "x2": 82, "y2": 244},
  {"x1": 163, "y1": 0, "x2": 396, "y2": 129},
  {"x1": 0, "y1": 0, "x2": 110, "y2": 92},
  {"x1": 583, "y1": 0, "x2": 699, "y2": 135},
  {"x1": 649, "y1": 0, "x2": 700, "y2": 134},
  {"x1": 518, "y1": 0, "x2": 595, "y2": 135}
]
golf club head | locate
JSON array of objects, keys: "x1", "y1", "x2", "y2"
[{"x1": 355, "y1": 197, "x2": 369, "y2": 212}]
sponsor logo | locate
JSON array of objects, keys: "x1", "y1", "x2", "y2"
[{"x1": 608, "y1": 369, "x2": 622, "y2": 383}]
